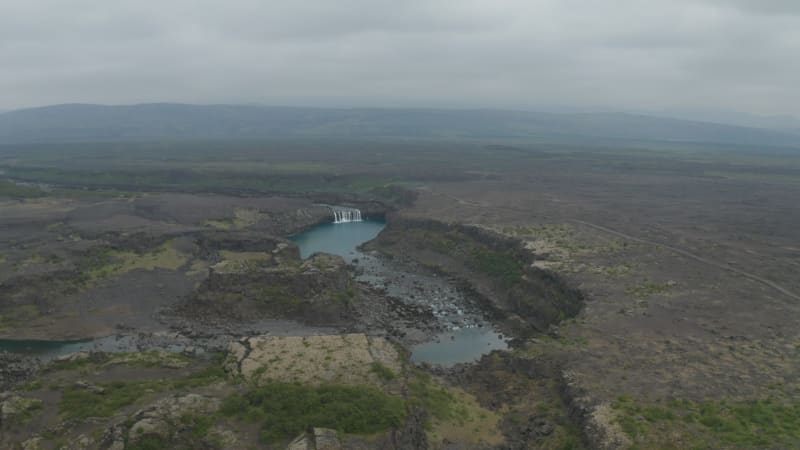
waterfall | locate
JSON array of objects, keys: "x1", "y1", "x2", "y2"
[{"x1": 327, "y1": 206, "x2": 363, "y2": 223}]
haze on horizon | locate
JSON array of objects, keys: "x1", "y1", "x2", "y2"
[{"x1": 2, "y1": 0, "x2": 799, "y2": 120}]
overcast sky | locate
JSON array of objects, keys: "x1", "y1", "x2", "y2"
[{"x1": 1, "y1": 0, "x2": 799, "y2": 116}]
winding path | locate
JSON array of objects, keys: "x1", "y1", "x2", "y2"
[
  {"x1": 421, "y1": 187, "x2": 800, "y2": 302},
  {"x1": 570, "y1": 219, "x2": 800, "y2": 302}
]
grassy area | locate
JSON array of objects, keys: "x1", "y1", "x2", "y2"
[
  {"x1": 43, "y1": 350, "x2": 192, "y2": 372},
  {"x1": 84, "y1": 241, "x2": 188, "y2": 282},
  {"x1": 405, "y1": 228, "x2": 526, "y2": 286},
  {"x1": 205, "y1": 207, "x2": 263, "y2": 230},
  {"x1": 57, "y1": 360, "x2": 227, "y2": 420},
  {"x1": 625, "y1": 280, "x2": 673, "y2": 298},
  {"x1": 408, "y1": 371, "x2": 463, "y2": 425},
  {"x1": 213, "y1": 250, "x2": 273, "y2": 272},
  {"x1": 0, "y1": 305, "x2": 41, "y2": 332},
  {"x1": 60, "y1": 380, "x2": 157, "y2": 420},
  {"x1": 369, "y1": 362, "x2": 397, "y2": 382},
  {"x1": 613, "y1": 395, "x2": 800, "y2": 449},
  {"x1": 407, "y1": 370, "x2": 504, "y2": 445},
  {"x1": 468, "y1": 247, "x2": 525, "y2": 286},
  {"x1": 704, "y1": 170, "x2": 800, "y2": 187},
  {"x1": 1, "y1": 397, "x2": 43, "y2": 424},
  {"x1": 0, "y1": 179, "x2": 48, "y2": 198},
  {"x1": 1, "y1": 165, "x2": 397, "y2": 195},
  {"x1": 332, "y1": 286, "x2": 357, "y2": 306},
  {"x1": 221, "y1": 382, "x2": 406, "y2": 443}
]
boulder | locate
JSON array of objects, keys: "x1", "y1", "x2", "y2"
[
  {"x1": 74, "y1": 380, "x2": 105, "y2": 394},
  {"x1": 225, "y1": 333, "x2": 402, "y2": 387},
  {"x1": 127, "y1": 394, "x2": 220, "y2": 442},
  {"x1": 55, "y1": 351, "x2": 91, "y2": 363},
  {"x1": 21, "y1": 437, "x2": 44, "y2": 450},
  {"x1": 287, "y1": 428, "x2": 341, "y2": 450},
  {"x1": 0, "y1": 395, "x2": 42, "y2": 423}
]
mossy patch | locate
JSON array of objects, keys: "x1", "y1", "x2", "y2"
[
  {"x1": 84, "y1": 241, "x2": 188, "y2": 281},
  {"x1": 57, "y1": 362, "x2": 227, "y2": 420},
  {"x1": 0, "y1": 180, "x2": 48, "y2": 198},
  {"x1": 59, "y1": 381, "x2": 157, "y2": 420},
  {"x1": 426, "y1": 386, "x2": 504, "y2": 446},
  {"x1": 0, "y1": 304, "x2": 41, "y2": 328},
  {"x1": 468, "y1": 247, "x2": 525, "y2": 286},
  {"x1": 205, "y1": 207, "x2": 262, "y2": 230},
  {"x1": 1, "y1": 396, "x2": 44, "y2": 424},
  {"x1": 625, "y1": 280, "x2": 674, "y2": 298},
  {"x1": 612, "y1": 395, "x2": 800, "y2": 449},
  {"x1": 227, "y1": 334, "x2": 402, "y2": 387},
  {"x1": 211, "y1": 250, "x2": 272, "y2": 272},
  {"x1": 221, "y1": 382, "x2": 406, "y2": 443},
  {"x1": 49, "y1": 351, "x2": 191, "y2": 371}
]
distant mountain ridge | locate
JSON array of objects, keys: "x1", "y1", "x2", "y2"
[{"x1": 1, "y1": 103, "x2": 799, "y2": 148}]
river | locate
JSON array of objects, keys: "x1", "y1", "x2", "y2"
[{"x1": 291, "y1": 218, "x2": 507, "y2": 366}]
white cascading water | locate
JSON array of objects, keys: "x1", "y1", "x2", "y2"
[{"x1": 330, "y1": 206, "x2": 363, "y2": 223}]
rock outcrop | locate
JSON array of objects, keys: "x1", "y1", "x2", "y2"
[
  {"x1": 0, "y1": 394, "x2": 42, "y2": 425},
  {"x1": 127, "y1": 394, "x2": 221, "y2": 443},
  {"x1": 287, "y1": 427, "x2": 341, "y2": 450},
  {"x1": 225, "y1": 333, "x2": 402, "y2": 388},
  {"x1": 561, "y1": 370, "x2": 632, "y2": 450},
  {"x1": 181, "y1": 252, "x2": 357, "y2": 326},
  {"x1": 369, "y1": 215, "x2": 584, "y2": 336},
  {"x1": 0, "y1": 352, "x2": 39, "y2": 391}
]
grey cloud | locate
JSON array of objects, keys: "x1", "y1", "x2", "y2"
[
  {"x1": 711, "y1": 0, "x2": 800, "y2": 14},
  {"x1": 0, "y1": 0, "x2": 798, "y2": 117}
]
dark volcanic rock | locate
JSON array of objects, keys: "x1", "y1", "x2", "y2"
[
  {"x1": 177, "y1": 253, "x2": 356, "y2": 327},
  {"x1": 0, "y1": 352, "x2": 39, "y2": 391},
  {"x1": 368, "y1": 215, "x2": 584, "y2": 337}
]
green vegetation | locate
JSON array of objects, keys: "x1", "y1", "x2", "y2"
[
  {"x1": 20, "y1": 380, "x2": 44, "y2": 391},
  {"x1": 48, "y1": 351, "x2": 192, "y2": 372},
  {"x1": 126, "y1": 436, "x2": 171, "y2": 450},
  {"x1": 67, "y1": 242, "x2": 189, "y2": 289},
  {"x1": 405, "y1": 229, "x2": 526, "y2": 286},
  {"x1": 126, "y1": 414, "x2": 217, "y2": 450},
  {"x1": 255, "y1": 285, "x2": 301, "y2": 307},
  {"x1": 333, "y1": 286, "x2": 357, "y2": 306},
  {"x1": 0, "y1": 179, "x2": 48, "y2": 198},
  {"x1": 590, "y1": 263, "x2": 633, "y2": 278},
  {"x1": 213, "y1": 250, "x2": 273, "y2": 272},
  {"x1": 58, "y1": 359, "x2": 226, "y2": 420},
  {"x1": 529, "y1": 335, "x2": 589, "y2": 348},
  {"x1": 86, "y1": 242, "x2": 187, "y2": 281},
  {"x1": 221, "y1": 382, "x2": 406, "y2": 443},
  {"x1": 172, "y1": 363, "x2": 227, "y2": 389},
  {"x1": 367, "y1": 184, "x2": 418, "y2": 206},
  {"x1": 1, "y1": 165, "x2": 397, "y2": 196},
  {"x1": 206, "y1": 208, "x2": 263, "y2": 230},
  {"x1": 1, "y1": 397, "x2": 43, "y2": 424},
  {"x1": 369, "y1": 362, "x2": 397, "y2": 382},
  {"x1": 60, "y1": 381, "x2": 156, "y2": 420},
  {"x1": 625, "y1": 280, "x2": 673, "y2": 298},
  {"x1": 468, "y1": 247, "x2": 525, "y2": 286},
  {"x1": 613, "y1": 395, "x2": 800, "y2": 448},
  {"x1": 408, "y1": 371, "x2": 465, "y2": 425}
]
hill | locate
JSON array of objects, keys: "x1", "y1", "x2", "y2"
[{"x1": 1, "y1": 103, "x2": 799, "y2": 148}]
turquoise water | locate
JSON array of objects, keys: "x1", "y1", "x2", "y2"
[
  {"x1": 411, "y1": 328, "x2": 508, "y2": 366},
  {"x1": 0, "y1": 339, "x2": 93, "y2": 357},
  {"x1": 2, "y1": 218, "x2": 507, "y2": 366},
  {"x1": 0, "y1": 335, "x2": 184, "y2": 359},
  {"x1": 290, "y1": 220, "x2": 386, "y2": 260},
  {"x1": 292, "y1": 218, "x2": 508, "y2": 366}
]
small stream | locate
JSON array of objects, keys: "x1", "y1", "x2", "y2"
[
  {"x1": 0, "y1": 334, "x2": 194, "y2": 360},
  {"x1": 291, "y1": 217, "x2": 507, "y2": 366}
]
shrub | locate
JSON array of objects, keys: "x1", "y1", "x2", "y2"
[{"x1": 221, "y1": 382, "x2": 405, "y2": 443}]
